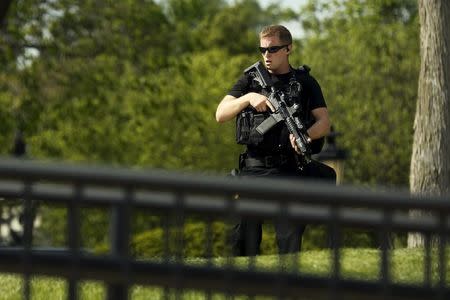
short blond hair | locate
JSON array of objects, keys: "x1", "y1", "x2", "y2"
[{"x1": 259, "y1": 25, "x2": 292, "y2": 45}]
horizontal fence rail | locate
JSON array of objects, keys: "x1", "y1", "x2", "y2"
[{"x1": 0, "y1": 157, "x2": 449, "y2": 300}]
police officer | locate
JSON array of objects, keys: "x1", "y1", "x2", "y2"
[{"x1": 216, "y1": 25, "x2": 335, "y2": 256}]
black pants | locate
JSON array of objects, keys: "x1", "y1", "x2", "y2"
[{"x1": 231, "y1": 160, "x2": 336, "y2": 256}]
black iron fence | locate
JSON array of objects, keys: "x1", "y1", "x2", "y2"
[{"x1": 0, "y1": 158, "x2": 449, "y2": 299}]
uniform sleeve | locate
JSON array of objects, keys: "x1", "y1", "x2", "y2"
[
  {"x1": 306, "y1": 75, "x2": 327, "y2": 110},
  {"x1": 227, "y1": 73, "x2": 251, "y2": 98}
]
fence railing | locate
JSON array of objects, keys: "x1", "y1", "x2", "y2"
[{"x1": 0, "y1": 157, "x2": 449, "y2": 299}]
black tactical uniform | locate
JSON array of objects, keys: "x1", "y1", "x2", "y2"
[{"x1": 229, "y1": 64, "x2": 336, "y2": 256}]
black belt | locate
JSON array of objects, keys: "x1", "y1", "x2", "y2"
[{"x1": 244, "y1": 154, "x2": 289, "y2": 168}]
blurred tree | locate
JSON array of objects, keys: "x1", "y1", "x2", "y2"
[
  {"x1": 299, "y1": 0, "x2": 419, "y2": 187},
  {"x1": 163, "y1": 0, "x2": 226, "y2": 54},
  {"x1": 408, "y1": 0, "x2": 450, "y2": 247},
  {"x1": 198, "y1": 0, "x2": 296, "y2": 55},
  {"x1": 0, "y1": 0, "x2": 51, "y2": 153}
]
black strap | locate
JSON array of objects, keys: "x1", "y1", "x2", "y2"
[{"x1": 244, "y1": 155, "x2": 289, "y2": 168}]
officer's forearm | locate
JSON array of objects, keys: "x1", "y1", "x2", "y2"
[
  {"x1": 307, "y1": 118, "x2": 330, "y2": 140},
  {"x1": 307, "y1": 107, "x2": 331, "y2": 139},
  {"x1": 216, "y1": 94, "x2": 253, "y2": 123}
]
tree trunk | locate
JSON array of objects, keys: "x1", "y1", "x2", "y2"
[{"x1": 408, "y1": 0, "x2": 450, "y2": 248}]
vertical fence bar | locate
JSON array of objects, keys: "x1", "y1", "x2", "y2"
[
  {"x1": 424, "y1": 233, "x2": 431, "y2": 288},
  {"x1": 174, "y1": 192, "x2": 185, "y2": 300},
  {"x1": 162, "y1": 209, "x2": 170, "y2": 263},
  {"x1": 380, "y1": 209, "x2": 391, "y2": 299},
  {"x1": 438, "y1": 212, "x2": 446, "y2": 300},
  {"x1": 205, "y1": 215, "x2": 214, "y2": 262},
  {"x1": 290, "y1": 201, "x2": 300, "y2": 277},
  {"x1": 161, "y1": 209, "x2": 170, "y2": 300},
  {"x1": 0, "y1": 204, "x2": 4, "y2": 246},
  {"x1": 107, "y1": 187, "x2": 132, "y2": 300},
  {"x1": 204, "y1": 215, "x2": 213, "y2": 300},
  {"x1": 276, "y1": 201, "x2": 288, "y2": 300},
  {"x1": 22, "y1": 181, "x2": 33, "y2": 300},
  {"x1": 68, "y1": 183, "x2": 82, "y2": 300},
  {"x1": 247, "y1": 214, "x2": 257, "y2": 275},
  {"x1": 225, "y1": 193, "x2": 237, "y2": 299},
  {"x1": 330, "y1": 205, "x2": 341, "y2": 300},
  {"x1": 123, "y1": 187, "x2": 133, "y2": 299}
]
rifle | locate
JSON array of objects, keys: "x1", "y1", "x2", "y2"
[{"x1": 244, "y1": 61, "x2": 314, "y2": 169}]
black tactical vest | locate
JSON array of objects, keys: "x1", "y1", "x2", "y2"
[{"x1": 236, "y1": 65, "x2": 316, "y2": 156}]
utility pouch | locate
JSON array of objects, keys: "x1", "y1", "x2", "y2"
[
  {"x1": 236, "y1": 110, "x2": 265, "y2": 145},
  {"x1": 236, "y1": 110, "x2": 251, "y2": 144}
]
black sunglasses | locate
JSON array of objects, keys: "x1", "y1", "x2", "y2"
[{"x1": 258, "y1": 45, "x2": 289, "y2": 54}]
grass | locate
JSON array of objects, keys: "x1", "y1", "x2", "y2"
[{"x1": 0, "y1": 248, "x2": 447, "y2": 299}]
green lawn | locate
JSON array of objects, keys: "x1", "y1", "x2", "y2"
[{"x1": 0, "y1": 248, "x2": 447, "y2": 300}]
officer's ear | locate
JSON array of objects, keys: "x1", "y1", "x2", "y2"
[{"x1": 286, "y1": 45, "x2": 292, "y2": 54}]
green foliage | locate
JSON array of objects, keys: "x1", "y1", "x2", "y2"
[
  {"x1": 35, "y1": 205, "x2": 109, "y2": 249},
  {"x1": 0, "y1": 88, "x2": 18, "y2": 155},
  {"x1": 122, "y1": 222, "x2": 377, "y2": 259},
  {"x1": 299, "y1": 0, "x2": 419, "y2": 187},
  {"x1": 130, "y1": 221, "x2": 230, "y2": 258}
]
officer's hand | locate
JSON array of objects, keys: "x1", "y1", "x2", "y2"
[
  {"x1": 249, "y1": 93, "x2": 275, "y2": 112},
  {"x1": 290, "y1": 134, "x2": 312, "y2": 154},
  {"x1": 289, "y1": 134, "x2": 300, "y2": 154}
]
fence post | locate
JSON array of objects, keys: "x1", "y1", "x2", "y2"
[{"x1": 107, "y1": 188, "x2": 132, "y2": 300}]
